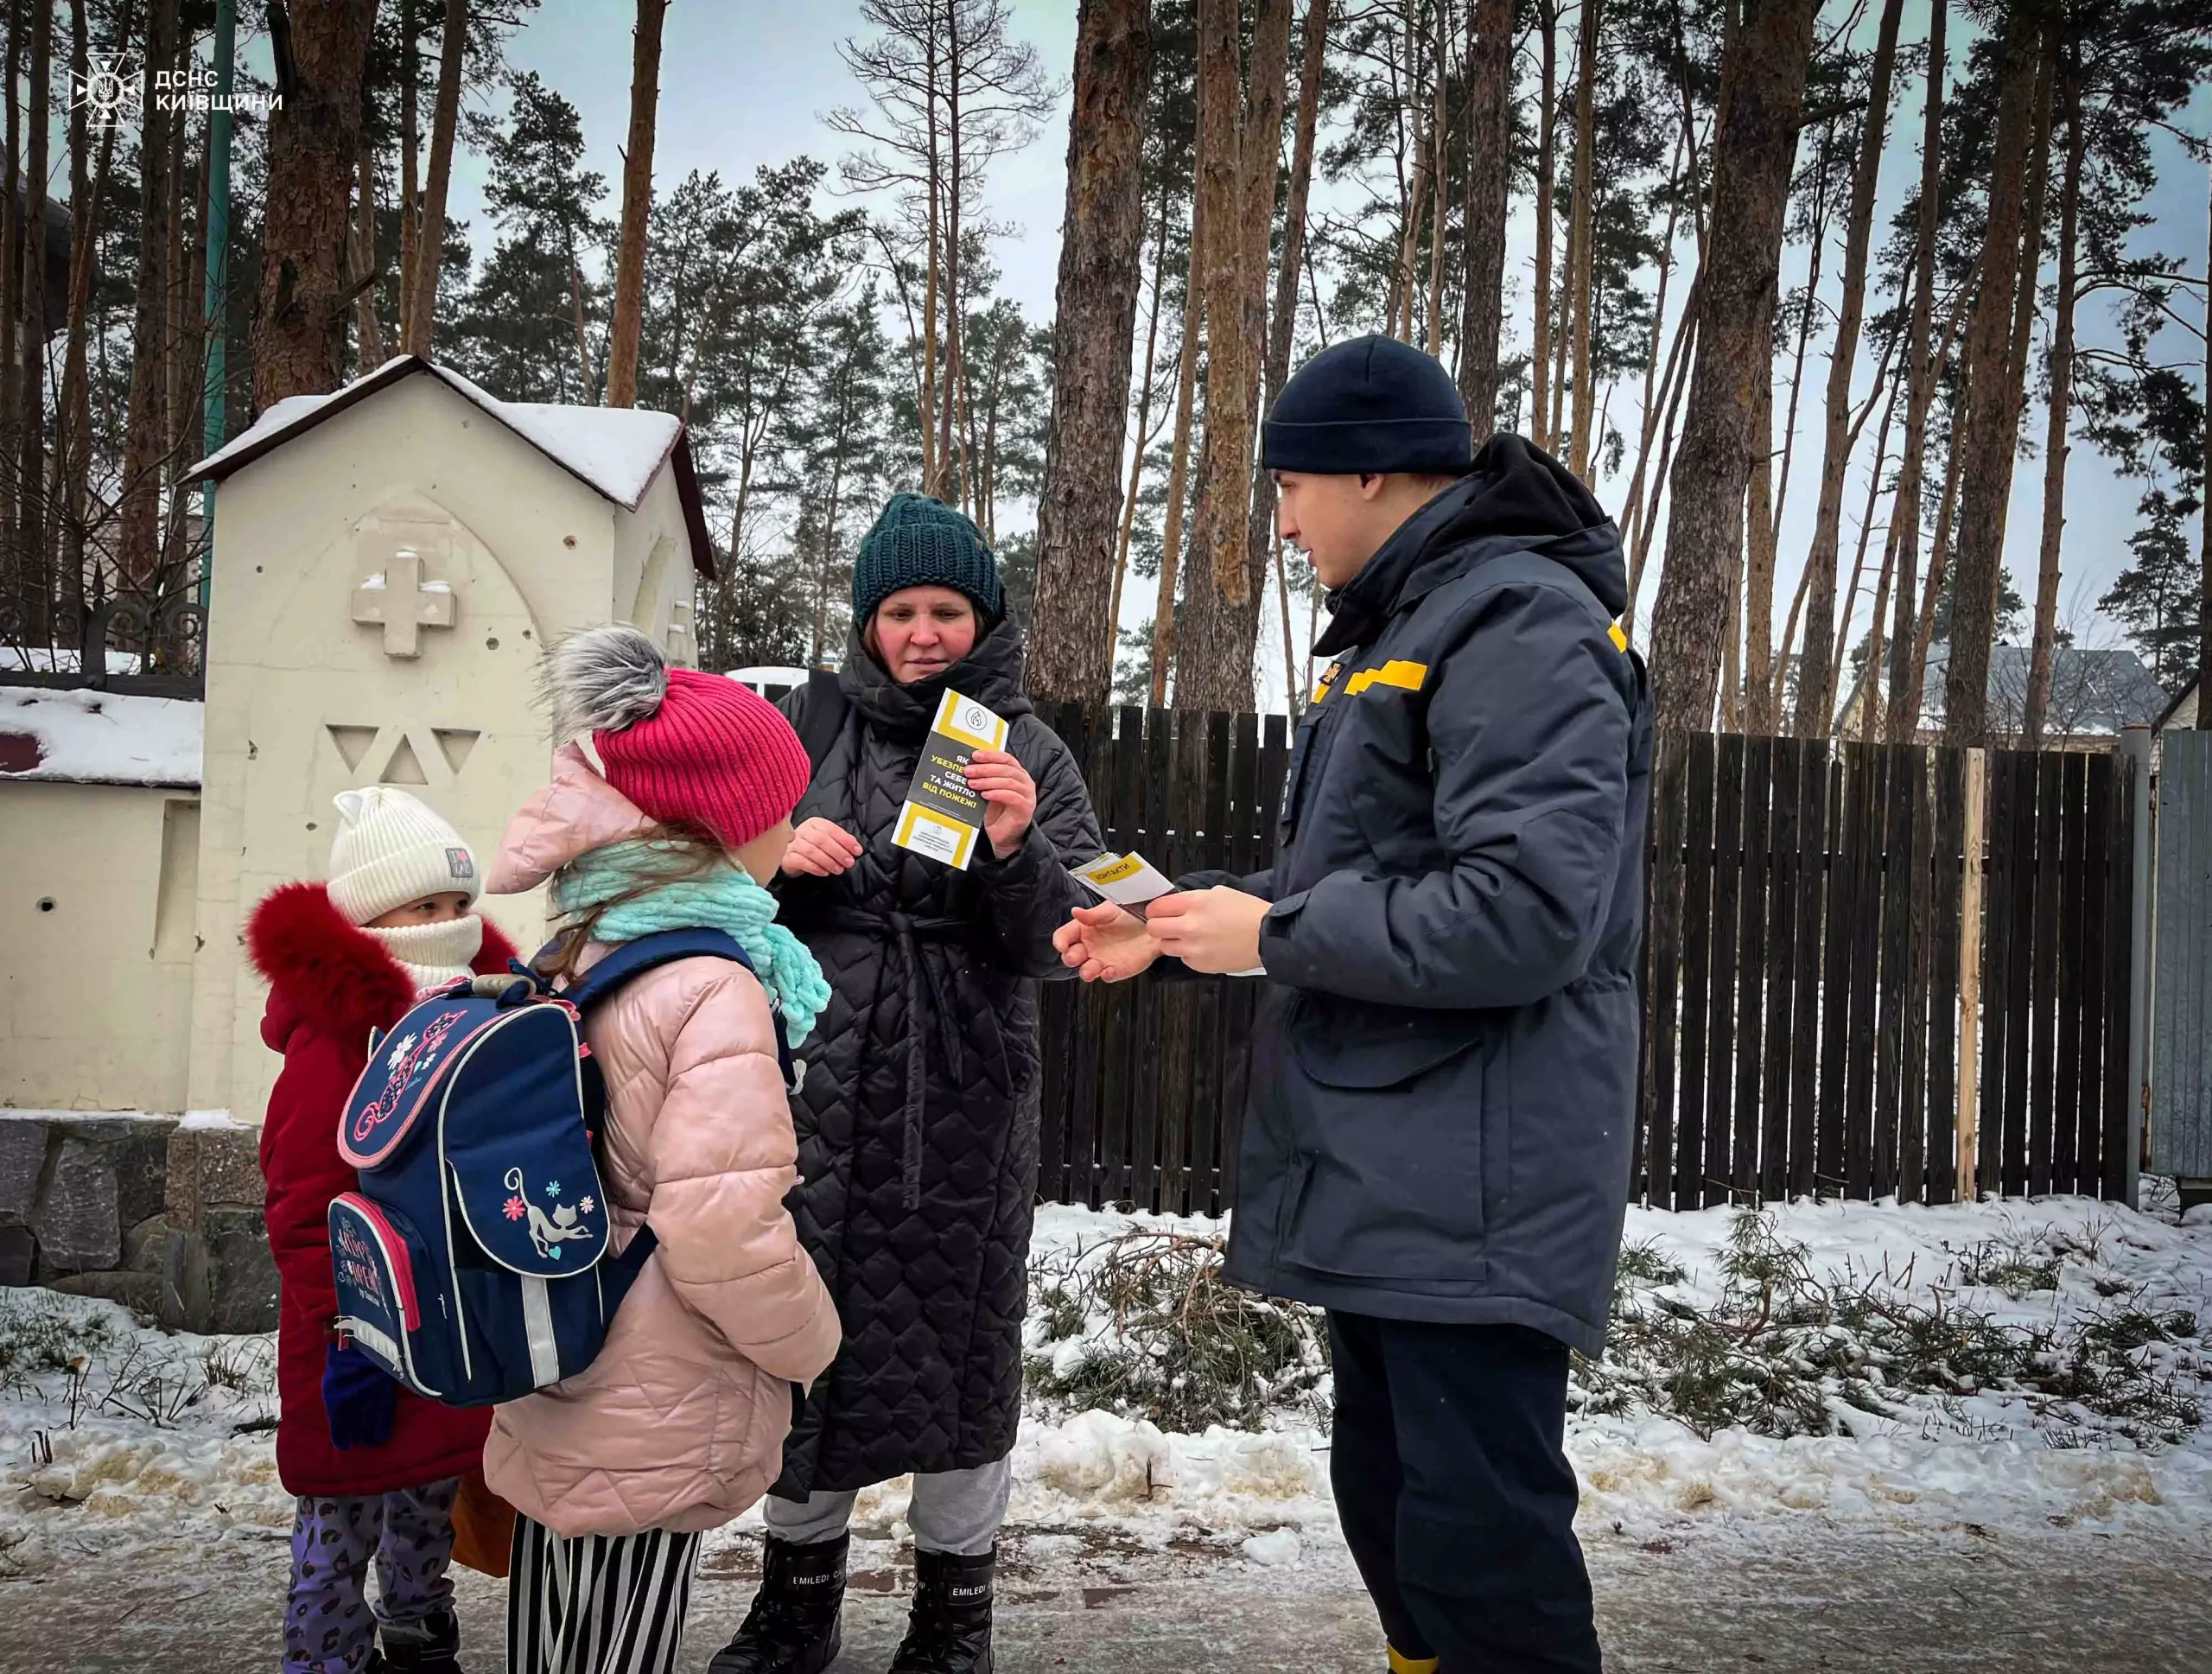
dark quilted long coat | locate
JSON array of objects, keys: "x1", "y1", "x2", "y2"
[{"x1": 772, "y1": 621, "x2": 1103, "y2": 1496}]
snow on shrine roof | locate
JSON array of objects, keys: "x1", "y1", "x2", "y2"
[
  {"x1": 182, "y1": 355, "x2": 717, "y2": 577},
  {"x1": 0, "y1": 687, "x2": 203, "y2": 788}
]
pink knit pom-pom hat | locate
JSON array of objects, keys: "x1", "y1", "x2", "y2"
[{"x1": 542, "y1": 625, "x2": 812, "y2": 849}]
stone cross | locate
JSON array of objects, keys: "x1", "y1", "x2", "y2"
[{"x1": 349, "y1": 547, "x2": 456, "y2": 659}]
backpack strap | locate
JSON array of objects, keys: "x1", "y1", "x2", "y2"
[
  {"x1": 561, "y1": 929, "x2": 798, "y2": 1089},
  {"x1": 792, "y1": 668, "x2": 849, "y2": 774}
]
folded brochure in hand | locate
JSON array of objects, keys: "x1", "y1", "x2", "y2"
[
  {"x1": 1071, "y1": 851, "x2": 1264, "y2": 977},
  {"x1": 1069, "y1": 850, "x2": 1179, "y2": 920},
  {"x1": 892, "y1": 689, "x2": 1009, "y2": 870}
]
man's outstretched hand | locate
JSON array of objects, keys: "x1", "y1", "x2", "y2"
[
  {"x1": 1146, "y1": 887, "x2": 1269, "y2": 976},
  {"x1": 1055, "y1": 901, "x2": 1159, "y2": 983}
]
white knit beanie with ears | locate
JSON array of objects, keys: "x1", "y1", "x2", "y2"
[{"x1": 326, "y1": 786, "x2": 483, "y2": 926}]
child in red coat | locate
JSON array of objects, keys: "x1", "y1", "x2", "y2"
[{"x1": 248, "y1": 787, "x2": 518, "y2": 1674}]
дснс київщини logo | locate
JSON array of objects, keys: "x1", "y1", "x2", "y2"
[{"x1": 70, "y1": 55, "x2": 281, "y2": 129}]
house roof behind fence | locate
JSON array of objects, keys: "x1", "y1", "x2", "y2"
[
  {"x1": 1911, "y1": 643, "x2": 2171, "y2": 736},
  {"x1": 181, "y1": 356, "x2": 716, "y2": 578}
]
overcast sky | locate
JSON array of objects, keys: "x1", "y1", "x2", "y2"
[{"x1": 434, "y1": 2, "x2": 2208, "y2": 711}]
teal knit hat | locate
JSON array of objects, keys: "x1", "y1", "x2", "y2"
[{"x1": 851, "y1": 493, "x2": 1005, "y2": 629}]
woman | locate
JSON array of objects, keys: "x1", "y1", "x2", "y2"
[{"x1": 709, "y1": 493, "x2": 1104, "y2": 1674}]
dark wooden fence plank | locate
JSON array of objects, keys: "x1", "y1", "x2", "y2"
[
  {"x1": 2026, "y1": 751, "x2": 2063, "y2": 1197},
  {"x1": 1979, "y1": 754, "x2": 2014, "y2": 1197},
  {"x1": 2054, "y1": 752, "x2": 2087, "y2": 1196},
  {"x1": 1760, "y1": 737, "x2": 1803, "y2": 1204},
  {"x1": 1676, "y1": 735, "x2": 1718, "y2": 1210},
  {"x1": 1643, "y1": 735, "x2": 1689, "y2": 1206},
  {"x1": 2078, "y1": 754, "x2": 2112, "y2": 1198},
  {"x1": 2001, "y1": 754, "x2": 2039, "y2": 1197},
  {"x1": 1789, "y1": 742, "x2": 1832, "y2": 1200},
  {"x1": 1816, "y1": 747, "x2": 1861, "y2": 1198},
  {"x1": 1705, "y1": 735, "x2": 1745, "y2": 1205},
  {"x1": 1842, "y1": 745, "x2": 1887, "y2": 1200},
  {"x1": 2102, "y1": 753, "x2": 2136, "y2": 1200},
  {"x1": 1733, "y1": 737, "x2": 1773, "y2": 1200},
  {"x1": 1897, "y1": 748, "x2": 1936, "y2": 1203},
  {"x1": 1927, "y1": 748, "x2": 1963, "y2": 1203},
  {"x1": 1872, "y1": 746, "x2": 1914, "y2": 1200}
]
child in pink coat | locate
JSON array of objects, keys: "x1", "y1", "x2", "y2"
[{"x1": 483, "y1": 627, "x2": 841, "y2": 1674}]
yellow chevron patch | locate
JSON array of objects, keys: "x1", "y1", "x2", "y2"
[
  {"x1": 1344, "y1": 659, "x2": 1428, "y2": 697},
  {"x1": 1387, "y1": 1648, "x2": 1441, "y2": 1674},
  {"x1": 1608, "y1": 621, "x2": 1630, "y2": 652}
]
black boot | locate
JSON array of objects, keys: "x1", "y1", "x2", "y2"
[
  {"x1": 887, "y1": 1546, "x2": 995, "y2": 1674},
  {"x1": 706, "y1": 1533, "x2": 849, "y2": 1674},
  {"x1": 378, "y1": 1608, "x2": 462, "y2": 1674}
]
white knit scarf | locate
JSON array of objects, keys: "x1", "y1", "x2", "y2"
[{"x1": 360, "y1": 915, "x2": 486, "y2": 996}]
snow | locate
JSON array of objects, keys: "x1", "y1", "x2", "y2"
[
  {"x1": 178, "y1": 1109, "x2": 245, "y2": 1131},
  {"x1": 0, "y1": 687, "x2": 203, "y2": 787},
  {"x1": 3, "y1": 1195, "x2": 2205, "y2": 1578},
  {"x1": 186, "y1": 357, "x2": 683, "y2": 512},
  {"x1": 0, "y1": 647, "x2": 142, "y2": 675}
]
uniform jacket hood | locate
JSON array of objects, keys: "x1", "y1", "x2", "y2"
[{"x1": 1316, "y1": 432, "x2": 1624, "y2": 657}]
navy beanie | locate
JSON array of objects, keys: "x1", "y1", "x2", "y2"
[
  {"x1": 850, "y1": 493, "x2": 1005, "y2": 629},
  {"x1": 1262, "y1": 334, "x2": 1472, "y2": 476}
]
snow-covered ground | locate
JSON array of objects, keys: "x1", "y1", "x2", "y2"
[{"x1": 3, "y1": 1196, "x2": 2207, "y2": 1587}]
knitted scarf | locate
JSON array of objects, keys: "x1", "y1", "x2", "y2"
[
  {"x1": 551, "y1": 839, "x2": 831, "y2": 1046},
  {"x1": 361, "y1": 914, "x2": 484, "y2": 996}
]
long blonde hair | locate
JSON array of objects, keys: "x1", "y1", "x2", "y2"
[{"x1": 534, "y1": 819, "x2": 727, "y2": 987}]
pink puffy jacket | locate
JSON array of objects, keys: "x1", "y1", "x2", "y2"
[{"x1": 481, "y1": 747, "x2": 842, "y2": 1537}]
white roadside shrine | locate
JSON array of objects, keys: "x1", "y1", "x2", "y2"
[{"x1": 179, "y1": 354, "x2": 715, "y2": 1122}]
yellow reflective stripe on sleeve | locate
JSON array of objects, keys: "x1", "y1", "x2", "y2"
[
  {"x1": 1608, "y1": 621, "x2": 1629, "y2": 652},
  {"x1": 1343, "y1": 659, "x2": 1429, "y2": 697},
  {"x1": 1387, "y1": 1647, "x2": 1441, "y2": 1674}
]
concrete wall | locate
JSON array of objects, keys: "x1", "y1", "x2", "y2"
[{"x1": 0, "y1": 782, "x2": 199, "y2": 1112}]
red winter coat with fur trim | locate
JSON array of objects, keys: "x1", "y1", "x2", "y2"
[{"x1": 247, "y1": 882, "x2": 516, "y2": 1497}]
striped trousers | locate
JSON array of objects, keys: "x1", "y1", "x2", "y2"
[{"x1": 506, "y1": 1515, "x2": 702, "y2": 1674}]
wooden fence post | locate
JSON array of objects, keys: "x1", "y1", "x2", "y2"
[{"x1": 1956, "y1": 747, "x2": 1987, "y2": 1200}]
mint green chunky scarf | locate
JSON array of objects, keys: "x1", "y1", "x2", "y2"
[{"x1": 552, "y1": 839, "x2": 832, "y2": 1046}]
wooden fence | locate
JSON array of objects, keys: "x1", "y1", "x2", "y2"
[
  {"x1": 1639, "y1": 734, "x2": 2138, "y2": 1211},
  {"x1": 823, "y1": 694, "x2": 2139, "y2": 1218}
]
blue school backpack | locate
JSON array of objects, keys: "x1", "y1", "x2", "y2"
[{"x1": 327, "y1": 929, "x2": 795, "y2": 1408}]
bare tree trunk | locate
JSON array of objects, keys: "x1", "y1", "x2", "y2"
[
  {"x1": 1648, "y1": 0, "x2": 1820, "y2": 734},
  {"x1": 15, "y1": 0, "x2": 49, "y2": 624},
  {"x1": 1909, "y1": 403, "x2": 1969, "y2": 722},
  {"x1": 1885, "y1": 0, "x2": 1945, "y2": 743},
  {"x1": 1245, "y1": 0, "x2": 1328, "y2": 653},
  {"x1": 1030, "y1": 0, "x2": 1154, "y2": 708},
  {"x1": 256, "y1": 0, "x2": 377, "y2": 404},
  {"x1": 1109, "y1": 195, "x2": 1171, "y2": 670},
  {"x1": 1421, "y1": 0, "x2": 1449, "y2": 355},
  {"x1": 0, "y1": 0, "x2": 23, "y2": 608},
  {"x1": 2023, "y1": 49, "x2": 2082, "y2": 748},
  {"x1": 1456, "y1": 0, "x2": 1511, "y2": 440},
  {"x1": 1742, "y1": 290, "x2": 1778, "y2": 731},
  {"x1": 164, "y1": 137, "x2": 207, "y2": 590},
  {"x1": 1791, "y1": 0, "x2": 1904, "y2": 736},
  {"x1": 1530, "y1": 0, "x2": 1558, "y2": 451},
  {"x1": 1942, "y1": 0, "x2": 2044, "y2": 747},
  {"x1": 1564, "y1": 0, "x2": 1602, "y2": 479},
  {"x1": 353, "y1": 140, "x2": 385, "y2": 366},
  {"x1": 918, "y1": 20, "x2": 943, "y2": 497},
  {"x1": 118, "y1": 0, "x2": 177, "y2": 592},
  {"x1": 1175, "y1": 0, "x2": 1291, "y2": 713},
  {"x1": 943, "y1": 15, "x2": 966, "y2": 506},
  {"x1": 1619, "y1": 131, "x2": 1686, "y2": 558},
  {"x1": 2200, "y1": 158, "x2": 2212, "y2": 730},
  {"x1": 1623, "y1": 281, "x2": 1697, "y2": 614},
  {"x1": 56, "y1": 0, "x2": 120, "y2": 618},
  {"x1": 1827, "y1": 359, "x2": 1904, "y2": 710},
  {"x1": 397, "y1": 0, "x2": 419, "y2": 347},
  {"x1": 1150, "y1": 187, "x2": 1206, "y2": 704},
  {"x1": 605, "y1": 0, "x2": 668, "y2": 409},
  {"x1": 403, "y1": 0, "x2": 466, "y2": 358},
  {"x1": 1388, "y1": 14, "x2": 1431, "y2": 342}
]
